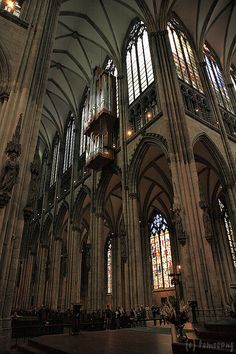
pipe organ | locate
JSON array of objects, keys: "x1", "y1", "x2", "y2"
[{"x1": 84, "y1": 67, "x2": 117, "y2": 170}]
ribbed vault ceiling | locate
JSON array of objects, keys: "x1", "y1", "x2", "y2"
[{"x1": 40, "y1": 0, "x2": 236, "y2": 153}]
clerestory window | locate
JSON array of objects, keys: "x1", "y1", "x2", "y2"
[
  {"x1": 0, "y1": 0, "x2": 21, "y2": 17},
  {"x1": 126, "y1": 21, "x2": 154, "y2": 105},
  {"x1": 204, "y1": 45, "x2": 234, "y2": 113},
  {"x1": 218, "y1": 199, "x2": 236, "y2": 268},
  {"x1": 168, "y1": 19, "x2": 203, "y2": 93}
]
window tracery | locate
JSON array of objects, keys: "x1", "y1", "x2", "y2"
[
  {"x1": 150, "y1": 212, "x2": 174, "y2": 290},
  {"x1": 168, "y1": 19, "x2": 203, "y2": 93},
  {"x1": 204, "y1": 45, "x2": 234, "y2": 113},
  {"x1": 218, "y1": 199, "x2": 236, "y2": 268},
  {"x1": 126, "y1": 21, "x2": 154, "y2": 105}
]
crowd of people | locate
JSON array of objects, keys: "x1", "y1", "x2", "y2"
[{"x1": 11, "y1": 303, "x2": 170, "y2": 330}]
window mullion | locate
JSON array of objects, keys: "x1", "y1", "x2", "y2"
[
  {"x1": 179, "y1": 35, "x2": 192, "y2": 84},
  {"x1": 130, "y1": 50, "x2": 135, "y2": 102},
  {"x1": 135, "y1": 40, "x2": 142, "y2": 94},
  {"x1": 171, "y1": 29, "x2": 185, "y2": 80},
  {"x1": 141, "y1": 33, "x2": 148, "y2": 86}
]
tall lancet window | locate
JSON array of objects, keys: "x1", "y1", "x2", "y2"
[
  {"x1": 0, "y1": 0, "x2": 21, "y2": 16},
  {"x1": 168, "y1": 19, "x2": 203, "y2": 92},
  {"x1": 150, "y1": 212, "x2": 174, "y2": 289},
  {"x1": 107, "y1": 239, "x2": 112, "y2": 294},
  {"x1": 218, "y1": 199, "x2": 236, "y2": 268},
  {"x1": 126, "y1": 21, "x2": 154, "y2": 105},
  {"x1": 204, "y1": 45, "x2": 234, "y2": 113},
  {"x1": 230, "y1": 66, "x2": 236, "y2": 92},
  {"x1": 63, "y1": 114, "x2": 75, "y2": 173},
  {"x1": 50, "y1": 135, "x2": 60, "y2": 187}
]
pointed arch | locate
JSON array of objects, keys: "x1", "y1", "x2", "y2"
[
  {"x1": 193, "y1": 133, "x2": 232, "y2": 187},
  {"x1": 41, "y1": 214, "x2": 53, "y2": 246},
  {"x1": 128, "y1": 134, "x2": 169, "y2": 193},
  {"x1": 72, "y1": 185, "x2": 91, "y2": 227},
  {"x1": 54, "y1": 201, "x2": 69, "y2": 238}
]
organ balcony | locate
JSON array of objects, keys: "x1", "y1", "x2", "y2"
[
  {"x1": 83, "y1": 67, "x2": 117, "y2": 136},
  {"x1": 85, "y1": 133, "x2": 114, "y2": 170}
]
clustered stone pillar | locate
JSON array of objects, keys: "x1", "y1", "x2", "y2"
[
  {"x1": 149, "y1": 29, "x2": 223, "y2": 320},
  {"x1": 126, "y1": 193, "x2": 145, "y2": 307},
  {"x1": 0, "y1": 1, "x2": 61, "y2": 349}
]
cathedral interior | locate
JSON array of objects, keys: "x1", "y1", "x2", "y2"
[{"x1": 0, "y1": 0, "x2": 235, "y2": 353}]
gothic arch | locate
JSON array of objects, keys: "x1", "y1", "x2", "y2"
[
  {"x1": 54, "y1": 201, "x2": 69, "y2": 238},
  {"x1": 193, "y1": 133, "x2": 233, "y2": 187},
  {"x1": 96, "y1": 165, "x2": 121, "y2": 212},
  {"x1": 72, "y1": 186, "x2": 91, "y2": 225},
  {"x1": 128, "y1": 134, "x2": 169, "y2": 193},
  {"x1": 41, "y1": 214, "x2": 53, "y2": 246},
  {"x1": 30, "y1": 222, "x2": 40, "y2": 254}
]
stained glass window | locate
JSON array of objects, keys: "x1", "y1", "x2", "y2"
[
  {"x1": 230, "y1": 66, "x2": 236, "y2": 92},
  {"x1": 0, "y1": 0, "x2": 21, "y2": 16},
  {"x1": 168, "y1": 20, "x2": 203, "y2": 93},
  {"x1": 63, "y1": 114, "x2": 75, "y2": 173},
  {"x1": 107, "y1": 239, "x2": 112, "y2": 294},
  {"x1": 204, "y1": 45, "x2": 234, "y2": 113},
  {"x1": 150, "y1": 213, "x2": 174, "y2": 289},
  {"x1": 126, "y1": 21, "x2": 154, "y2": 105},
  {"x1": 50, "y1": 136, "x2": 60, "y2": 187},
  {"x1": 218, "y1": 199, "x2": 236, "y2": 268}
]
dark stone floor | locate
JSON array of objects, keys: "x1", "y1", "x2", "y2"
[{"x1": 30, "y1": 326, "x2": 173, "y2": 354}]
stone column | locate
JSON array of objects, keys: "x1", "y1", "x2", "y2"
[
  {"x1": 69, "y1": 227, "x2": 82, "y2": 306},
  {"x1": 0, "y1": 0, "x2": 61, "y2": 349},
  {"x1": 18, "y1": 252, "x2": 34, "y2": 309},
  {"x1": 50, "y1": 238, "x2": 62, "y2": 310},
  {"x1": 89, "y1": 181, "x2": 104, "y2": 311},
  {"x1": 141, "y1": 223, "x2": 152, "y2": 307},
  {"x1": 35, "y1": 245, "x2": 48, "y2": 308},
  {"x1": 127, "y1": 193, "x2": 144, "y2": 307},
  {"x1": 117, "y1": 74, "x2": 133, "y2": 309},
  {"x1": 149, "y1": 29, "x2": 223, "y2": 320}
]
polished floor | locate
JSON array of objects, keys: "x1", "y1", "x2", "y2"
[{"x1": 25, "y1": 324, "x2": 173, "y2": 354}]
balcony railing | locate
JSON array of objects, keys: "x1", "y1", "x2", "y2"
[
  {"x1": 129, "y1": 83, "x2": 160, "y2": 133},
  {"x1": 219, "y1": 108, "x2": 236, "y2": 139},
  {"x1": 179, "y1": 80, "x2": 214, "y2": 126}
]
